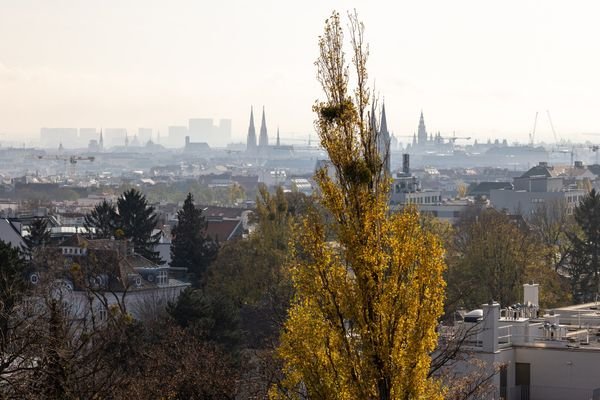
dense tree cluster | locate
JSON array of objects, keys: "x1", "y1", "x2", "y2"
[{"x1": 84, "y1": 189, "x2": 162, "y2": 264}]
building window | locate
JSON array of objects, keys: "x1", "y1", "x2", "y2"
[
  {"x1": 97, "y1": 307, "x2": 108, "y2": 322},
  {"x1": 157, "y1": 271, "x2": 168, "y2": 286}
]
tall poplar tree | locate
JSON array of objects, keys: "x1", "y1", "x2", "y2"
[
  {"x1": 170, "y1": 193, "x2": 217, "y2": 284},
  {"x1": 273, "y1": 12, "x2": 446, "y2": 400}
]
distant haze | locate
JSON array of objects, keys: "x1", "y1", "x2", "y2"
[{"x1": 1, "y1": 0, "x2": 600, "y2": 144}]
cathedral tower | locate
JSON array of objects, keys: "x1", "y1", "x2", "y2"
[
  {"x1": 417, "y1": 111, "x2": 427, "y2": 145},
  {"x1": 246, "y1": 107, "x2": 257, "y2": 153},
  {"x1": 378, "y1": 102, "x2": 391, "y2": 175},
  {"x1": 259, "y1": 107, "x2": 269, "y2": 148}
]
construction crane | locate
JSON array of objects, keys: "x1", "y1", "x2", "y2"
[
  {"x1": 548, "y1": 145, "x2": 595, "y2": 167},
  {"x1": 529, "y1": 112, "x2": 539, "y2": 145},
  {"x1": 590, "y1": 145, "x2": 600, "y2": 164},
  {"x1": 441, "y1": 133, "x2": 471, "y2": 143},
  {"x1": 35, "y1": 154, "x2": 95, "y2": 177},
  {"x1": 36, "y1": 155, "x2": 94, "y2": 163},
  {"x1": 546, "y1": 110, "x2": 560, "y2": 144}
]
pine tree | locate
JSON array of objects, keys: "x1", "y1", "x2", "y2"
[
  {"x1": 170, "y1": 193, "x2": 217, "y2": 284},
  {"x1": 568, "y1": 189, "x2": 600, "y2": 302},
  {"x1": 23, "y1": 217, "x2": 51, "y2": 257},
  {"x1": 84, "y1": 199, "x2": 117, "y2": 239},
  {"x1": 0, "y1": 240, "x2": 27, "y2": 338},
  {"x1": 117, "y1": 189, "x2": 162, "y2": 264},
  {"x1": 273, "y1": 12, "x2": 446, "y2": 400}
]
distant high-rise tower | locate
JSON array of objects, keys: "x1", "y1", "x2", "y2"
[
  {"x1": 99, "y1": 130, "x2": 104, "y2": 150},
  {"x1": 259, "y1": 107, "x2": 269, "y2": 148},
  {"x1": 246, "y1": 107, "x2": 257, "y2": 152},
  {"x1": 417, "y1": 111, "x2": 427, "y2": 145},
  {"x1": 378, "y1": 102, "x2": 391, "y2": 175},
  {"x1": 276, "y1": 127, "x2": 280, "y2": 147}
]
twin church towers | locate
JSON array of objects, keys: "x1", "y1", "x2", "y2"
[
  {"x1": 245, "y1": 103, "x2": 390, "y2": 171},
  {"x1": 246, "y1": 106, "x2": 277, "y2": 154}
]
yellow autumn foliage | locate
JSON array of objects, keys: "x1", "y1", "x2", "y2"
[{"x1": 272, "y1": 11, "x2": 446, "y2": 400}]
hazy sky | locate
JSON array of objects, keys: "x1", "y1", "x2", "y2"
[{"x1": 1, "y1": 0, "x2": 600, "y2": 144}]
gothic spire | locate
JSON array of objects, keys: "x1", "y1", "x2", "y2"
[
  {"x1": 380, "y1": 102, "x2": 389, "y2": 138},
  {"x1": 370, "y1": 101, "x2": 377, "y2": 132},
  {"x1": 276, "y1": 127, "x2": 280, "y2": 147},
  {"x1": 417, "y1": 111, "x2": 427, "y2": 145},
  {"x1": 378, "y1": 101, "x2": 391, "y2": 175},
  {"x1": 259, "y1": 106, "x2": 269, "y2": 147},
  {"x1": 246, "y1": 106, "x2": 257, "y2": 152}
]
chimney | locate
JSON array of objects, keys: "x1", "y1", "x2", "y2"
[
  {"x1": 574, "y1": 160, "x2": 584, "y2": 169},
  {"x1": 482, "y1": 301, "x2": 500, "y2": 353},
  {"x1": 523, "y1": 283, "x2": 539, "y2": 307},
  {"x1": 538, "y1": 161, "x2": 548, "y2": 167},
  {"x1": 402, "y1": 153, "x2": 410, "y2": 174}
]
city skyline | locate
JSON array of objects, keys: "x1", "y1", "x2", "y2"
[{"x1": 2, "y1": 1, "x2": 600, "y2": 143}]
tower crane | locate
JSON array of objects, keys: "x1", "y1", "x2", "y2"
[
  {"x1": 546, "y1": 110, "x2": 560, "y2": 144},
  {"x1": 590, "y1": 145, "x2": 600, "y2": 164},
  {"x1": 35, "y1": 154, "x2": 95, "y2": 178},
  {"x1": 36, "y1": 155, "x2": 95, "y2": 164},
  {"x1": 440, "y1": 134, "x2": 471, "y2": 143},
  {"x1": 529, "y1": 112, "x2": 539, "y2": 146}
]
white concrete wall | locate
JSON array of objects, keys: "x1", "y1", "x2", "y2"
[{"x1": 514, "y1": 346, "x2": 600, "y2": 400}]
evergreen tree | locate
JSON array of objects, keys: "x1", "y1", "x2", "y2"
[
  {"x1": 170, "y1": 193, "x2": 217, "y2": 284},
  {"x1": 273, "y1": 12, "x2": 446, "y2": 399},
  {"x1": 117, "y1": 189, "x2": 162, "y2": 264},
  {"x1": 167, "y1": 287, "x2": 241, "y2": 350},
  {"x1": 568, "y1": 189, "x2": 600, "y2": 302},
  {"x1": 83, "y1": 199, "x2": 117, "y2": 239},
  {"x1": 0, "y1": 240, "x2": 27, "y2": 338},
  {"x1": 23, "y1": 217, "x2": 51, "y2": 257}
]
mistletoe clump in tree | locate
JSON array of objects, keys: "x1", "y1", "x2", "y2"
[
  {"x1": 272, "y1": 12, "x2": 446, "y2": 400},
  {"x1": 170, "y1": 193, "x2": 217, "y2": 285}
]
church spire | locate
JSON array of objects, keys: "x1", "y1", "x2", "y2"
[
  {"x1": 370, "y1": 101, "x2": 377, "y2": 132},
  {"x1": 276, "y1": 127, "x2": 280, "y2": 147},
  {"x1": 378, "y1": 101, "x2": 391, "y2": 175},
  {"x1": 417, "y1": 111, "x2": 427, "y2": 145},
  {"x1": 246, "y1": 106, "x2": 257, "y2": 152},
  {"x1": 259, "y1": 106, "x2": 269, "y2": 148},
  {"x1": 380, "y1": 102, "x2": 389, "y2": 137}
]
